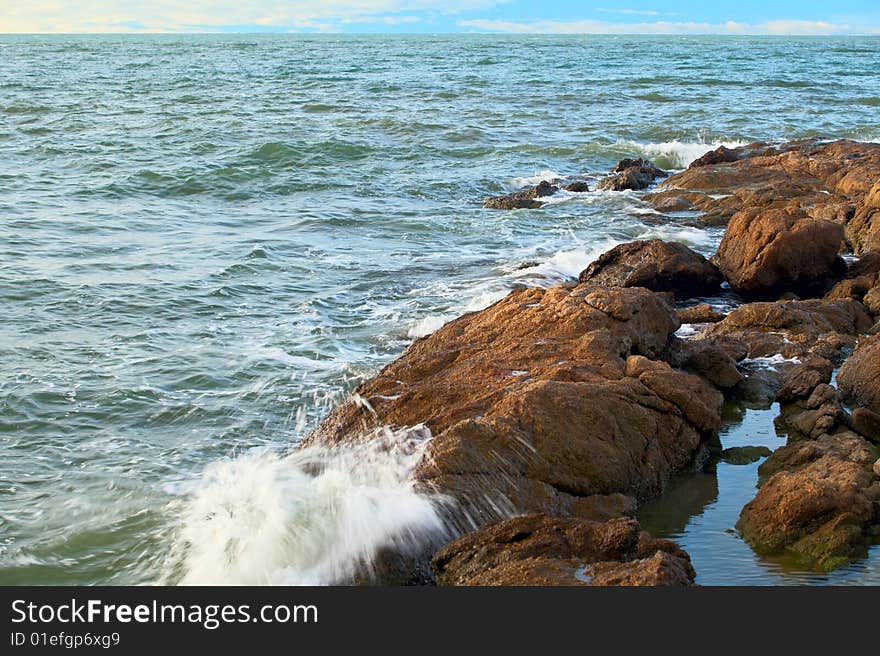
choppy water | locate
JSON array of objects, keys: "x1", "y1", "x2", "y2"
[{"x1": 1, "y1": 34, "x2": 878, "y2": 585}]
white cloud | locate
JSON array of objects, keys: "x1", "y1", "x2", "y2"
[
  {"x1": 458, "y1": 18, "x2": 875, "y2": 35},
  {"x1": 0, "y1": 1, "x2": 503, "y2": 33},
  {"x1": 597, "y1": 8, "x2": 662, "y2": 16}
]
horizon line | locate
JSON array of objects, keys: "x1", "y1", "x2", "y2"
[{"x1": 2, "y1": 31, "x2": 880, "y2": 37}]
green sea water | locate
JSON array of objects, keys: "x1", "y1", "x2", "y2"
[{"x1": 1, "y1": 34, "x2": 879, "y2": 585}]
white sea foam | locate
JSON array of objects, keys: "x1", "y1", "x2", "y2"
[
  {"x1": 617, "y1": 139, "x2": 750, "y2": 169},
  {"x1": 740, "y1": 354, "x2": 802, "y2": 370},
  {"x1": 511, "y1": 169, "x2": 562, "y2": 188},
  {"x1": 164, "y1": 425, "x2": 449, "y2": 586},
  {"x1": 407, "y1": 289, "x2": 507, "y2": 338}
]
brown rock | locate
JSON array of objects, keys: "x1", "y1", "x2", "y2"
[
  {"x1": 578, "y1": 240, "x2": 722, "y2": 298},
  {"x1": 563, "y1": 181, "x2": 590, "y2": 192},
  {"x1": 484, "y1": 180, "x2": 557, "y2": 209},
  {"x1": 708, "y1": 298, "x2": 873, "y2": 361},
  {"x1": 584, "y1": 551, "x2": 694, "y2": 586},
  {"x1": 663, "y1": 337, "x2": 743, "y2": 389},
  {"x1": 837, "y1": 333, "x2": 880, "y2": 415},
  {"x1": 304, "y1": 282, "x2": 722, "y2": 538},
  {"x1": 677, "y1": 304, "x2": 726, "y2": 324},
  {"x1": 776, "y1": 357, "x2": 834, "y2": 403},
  {"x1": 432, "y1": 514, "x2": 693, "y2": 586},
  {"x1": 864, "y1": 287, "x2": 880, "y2": 316},
  {"x1": 712, "y1": 206, "x2": 845, "y2": 297},
  {"x1": 738, "y1": 433, "x2": 880, "y2": 569},
  {"x1": 777, "y1": 383, "x2": 846, "y2": 439},
  {"x1": 851, "y1": 407, "x2": 880, "y2": 444},
  {"x1": 654, "y1": 139, "x2": 880, "y2": 232}
]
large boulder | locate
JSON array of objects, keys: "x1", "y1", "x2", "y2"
[
  {"x1": 837, "y1": 333, "x2": 880, "y2": 415},
  {"x1": 578, "y1": 240, "x2": 722, "y2": 298},
  {"x1": 304, "y1": 282, "x2": 723, "y2": 538},
  {"x1": 738, "y1": 432, "x2": 880, "y2": 570},
  {"x1": 432, "y1": 514, "x2": 694, "y2": 586},
  {"x1": 712, "y1": 206, "x2": 846, "y2": 297}
]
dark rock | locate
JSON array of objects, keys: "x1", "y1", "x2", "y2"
[
  {"x1": 563, "y1": 181, "x2": 590, "y2": 192},
  {"x1": 850, "y1": 407, "x2": 880, "y2": 444},
  {"x1": 597, "y1": 158, "x2": 667, "y2": 192},
  {"x1": 578, "y1": 239, "x2": 722, "y2": 298},
  {"x1": 720, "y1": 445, "x2": 772, "y2": 465},
  {"x1": 776, "y1": 357, "x2": 834, "y2": 403},
  {"x1": 689, "y1": 145, "x2": 740, "y2": 168},
  {"x1": 663, "y1": 337, "x2": 743, "y2": 389},
  {"x1": 484, "y1": 180, "x2": 557, "y2": 209}
]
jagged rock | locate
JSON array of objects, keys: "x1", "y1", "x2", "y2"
[
  {"x1": 708, "y1": 298, "x2": 873, "y2": 361},
  {"x1": 304, "y1": 283, "x2": 722, "y2": 539},
  {"x1": 484, "y1": 180, "x2": 557, "y2": 209},
  {"x1": 432, "y1": 514, "x2": 693, "y2": 586},
  {"x1": 776, "y1": 357, "x2": 834, "y2": 403},
  {"x1": 850, "y1": 407, "x2": 880, "y2": 444},
  {"x1": 563, "y1": 181, "x2": 590, "y2": 192},
  {"x1": 578, "y1": 240, "x2": 722, "y2": 298},
  {"x1": 597, "y1": 158, "x2": 667, "y2": 191},
  {"x1": 663, "y1": 337, "x2": 743, "y2": 389},
  {"x1": 689, "y1": 145, "x2": 740, "y2": 168}
]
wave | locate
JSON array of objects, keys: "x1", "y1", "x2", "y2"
[
  {"x1": 163, "y1": 425, "x2": 449, "y2": 585},
  {"x1": 614, "y1": 138, "x2": 750, "y2": 169}
]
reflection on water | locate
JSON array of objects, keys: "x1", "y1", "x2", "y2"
[{"x1": 639, "y1": 402, "x2": 880, "y2": 585}]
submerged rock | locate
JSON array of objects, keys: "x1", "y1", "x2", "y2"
[
  {"x1": 432, "y1": 514, "x2": 694, "y2": 586},
  {"x1": 712, "y1": 206, "x2": 846, "y2": 297},
  {"x1": 720, "y1": 445, "x2": 772, "y2": 465},
  {"x1": 578, "y1": 239, "x2": 722, "y2": 298},
  {"x1": 484, "y1": 180, "x2": 558, "y2": 209}
]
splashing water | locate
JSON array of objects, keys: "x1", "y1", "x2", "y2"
[
  {"x1": 163, "y1": 425, "x2": 449, "y2": 585},
  {"x1": 616, "y1": 139, "x2": 751, "y2": 169}
]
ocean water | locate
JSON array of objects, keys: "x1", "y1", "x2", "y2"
[{"x1": 1, "y1": 34, "x2": 879, "y2": 586}]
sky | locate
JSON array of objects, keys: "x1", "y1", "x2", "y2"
[{"x1": 2, "y1": 1, "x2": 880, "y2": 35}]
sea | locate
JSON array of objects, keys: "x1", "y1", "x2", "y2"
[{"x1": 1, "y1": 34, "x2": 879, "y2": 585}]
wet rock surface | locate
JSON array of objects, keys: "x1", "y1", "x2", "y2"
[
  {"x1": 432, "y1": 514, "x2": 694, "y2": 586},
  {"x1": 483, "y1": 179, "x2": 558, "y2": 209},
  {"x1": 578, "y1": 239, "x2": 722, "y2": 298},
  {"x1": 304, "y1": 139, "x2": 880, "y2": 584},
  {"x1": 712, "y1": 207, "x2": 846, "y2": 297}
]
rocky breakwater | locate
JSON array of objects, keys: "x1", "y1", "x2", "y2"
[
  {"x1": 302, "y1": 261, "x2": 724, "y2": 585},
  {"x1": 302, "y1": 140, "x2": 880, "y2": 584},
  {"x1": 642, "y1": 139, "x2": 880, "y2": 570}
]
